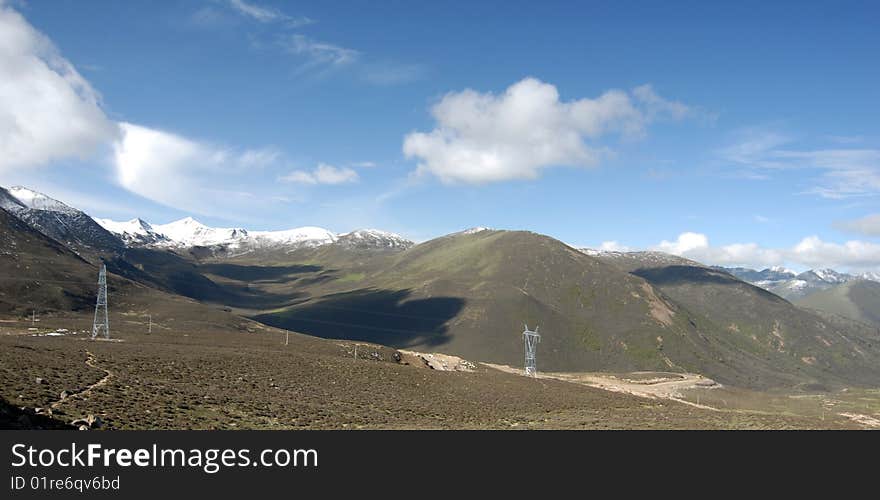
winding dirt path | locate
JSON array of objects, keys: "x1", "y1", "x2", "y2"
[
  {"x1": 544, "y1": 372, "x2": 721, "y2": 411},
  {"x1": 50, "y1": 350, "x2": 113, "y2": 410},
  {"x1": 484, "y1": 363, "x2": 720, "y2": 410}
]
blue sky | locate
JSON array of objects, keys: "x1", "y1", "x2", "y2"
[{"x1": 2, "y1": 0, "x2": 880, "y2": 271}]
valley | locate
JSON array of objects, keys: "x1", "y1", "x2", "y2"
[{"x1": 2, "y1": 185, "x2": 880, "y2": 429}]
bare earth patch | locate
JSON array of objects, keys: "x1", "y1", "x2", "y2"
[{"x1": 839, "y1": 412, "x2": 880, "y2": 428}]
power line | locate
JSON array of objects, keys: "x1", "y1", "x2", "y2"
[
  {"x1": 0, "y1": 276, "x2": 101, "y2": 284},
  {"x1": 266, "y1": 316, "x2": 447, "y2": 339}
]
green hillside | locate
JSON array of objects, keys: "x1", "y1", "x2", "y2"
[
  {"x1": 797, "y1": 280, "x2": 880, "y2": 328},
  {"x1": 598, "y1": 252, "x2": 880, "y2": 389},
  {"x1": 212, "y1": 231, "x2": 880, "y2": 389}
]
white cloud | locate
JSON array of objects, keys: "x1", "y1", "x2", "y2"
[
  {"x1": 646, "y1": 231, "x2": 880, "y2": 272},
  {"x1": 403, "y1": 78, "x2": 690, "y2": 184},
  {"x1": 0, "y1": 4, "x2": 118, "y2": 172},
  {"x1": 113, "y1": 122, "x2": 282, "y2": 215},
  {"x1": 0, "y1": 4, "x2": 298, "y2": 219},
  {"x1": 656, "y1": 232, "x2": 711, "y2": 255},
  {"x1": 835, "y1": 214, "x2": 880, "y2": 237},
  {"x1": 598, "y1": 241, "x2": 632, "y2": 252},
  {"x1": 280, "y1": 163, "x2": 359, "y2": 185},
  {"x1": 791, "y1": 236, "x2": 880, "y2": 269}
]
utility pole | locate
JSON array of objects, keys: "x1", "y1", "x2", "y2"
[
  {"x1": 147, "y1": 314, "x2": 152, "y2": 334},
  {"x1": 523, "y1": 324, "x2": 541, "y2": 377},
  {"x1": 91, "y1": 264, "x2": 110, "y2": 340},
  {"x1": 285, "y1": 331, "x2": 289, "y2": 346},
  {"x1": 31, "y1": 308, "x2": 35, "y2": 326}
]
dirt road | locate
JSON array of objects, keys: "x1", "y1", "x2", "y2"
[{"x1": 484, "y1": 364, "x2": 720, "y2": 410}]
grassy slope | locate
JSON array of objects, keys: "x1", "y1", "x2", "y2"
[
  {"x1": 598, "y1": 253, "x2": 880, "y2": 389},
  {"x1": 797, "y1": 280, "x2": 880, "y2": 328},
  {"x1": 0, "y1": 208, "x2": 98, "y2": 314}
]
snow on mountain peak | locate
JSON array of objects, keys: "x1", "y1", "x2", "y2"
[
  {"x1": 8, "y1": 187, "x2": 78, "y2": 215},
  {"x1": 152, "y1": 218, "x2": 249, "y2": 247},
  {"x1": 93, "y1": 217, "x2": 170, "y2": 246},
  {"x1": 250, "y1": 226, "x2": 337, "y2": 247},
  {"x1": 812, "y1": 268, "x2": 848, "y2": 283},
  {"x1": 768, "y1": 266, "x2": 796, "y2": 276},
  {"x1": 91, "y1": 213, "x2": 416, "y2": 252},
  {"x1": 857, "y1": 271, "x2": 880, "y2": 282},
  {"x1": 95, "y1": 218, "x2": 153, "y2": 236},
  {"x1": 337, "y1": 228, "x2": 413, "y2": 249}
]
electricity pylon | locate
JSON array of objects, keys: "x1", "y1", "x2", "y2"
[
  {"x1": 91, "y1": 264, "x2": 110, "y2": 340},
  {"x1": 523, "y1": 324, "x2": 540, "y2": 377}
]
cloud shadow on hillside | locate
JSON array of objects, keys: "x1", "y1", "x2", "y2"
[
  {"x1": 110, "y1": 250, "x2": 319, "y2": 310},
  {"x1": 633, "y1": 265, "x2": 787, "y2": 302},
  {"x1": 251, "y1": 288, "x2": 465, "y2": 348},
  {"x1": 198, "y1": 263, "x2": 323, "y2": 283}
]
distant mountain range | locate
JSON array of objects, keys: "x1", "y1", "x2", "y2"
[
  {"x1": 713, "y1": 265, "x2": 880, "y2": 300},
  {"x1": 582, "y1": 249, "x2": 880, "y2": 328},
  {"x1": 94, "y1": 215, "x2": 413, "y2": 254},
  {"x1": 0, "y1": 186, "x2": 413, "y2": 255}
]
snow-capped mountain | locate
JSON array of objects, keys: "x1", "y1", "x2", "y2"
[
  {"x1": 859, "y1": 271, "x2": 880, "y2": 282},
  {"x1": 337, "y1": 229, "x2": 414, "y2": 250},
  {"x1": 718, "y1": 266, "x2": 880, "y2": 299},
  {"x1": 93, "y1": 215, "x2": 412, "y2": 253},
  {"x1": 5, "y1": 186, "x2": 80, "y2": 215},
  {"x1": 0, "y1": 186, "x2": 124, "y2": 253},
  {"x1": 461, "y1": 226, "x2": 491, "y2": 235},
  {"x1": 810, "y1": 268, "x2": 851, "y2": 284},
  {"x1": 93, "y1": 218, "x2": 171, "y2": 247},
  {"x1": 250, "y1": 227, "x2": 338, "y2": 249},
  {"x1": 716, "y1": 266, "x2": 797, "y2": 284},
  {"x1": 578, "y1": 246, "x2": 879, "y2": 301},
  {"x1": 152, "y1": 217, "x2": 250, "y2": 248},
  {"x1": 581, "y1": 249, "x2": 704, "y2": 269}
]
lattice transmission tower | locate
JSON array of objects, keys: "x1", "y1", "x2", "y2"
[
  {"x1": 91, "y1": 264, "x2": 110, "y2": 340},
  {"x1": 523, "y1": 324, "x2": 541, "y2": 377}
]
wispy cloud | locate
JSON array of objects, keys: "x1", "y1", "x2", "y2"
[
  {"x1": 835, "y1": 214, "x2": 880, "y2": 237},
  {"x1": 719, "y1": 127, "x2": 880, "y2": 198},
  {"x1": 360, "y1": 62, "x2": 427, "y2": 86},
  {"x1": 226, "y1": 0, "x2": 314, "y2": 27},
  {"x1": 113, "y1": 122, "x2": 289, "y2": 216},
  {"x1": 280, "y1": 163, "x2": 359, "y2": 185},
  {"x1": 826, "y1": 134, "x2": 865, "y2": 145},
  {"x1": 350, "y1": 161, "x2": 377, "y2": 168},
  {"x1": 279, "y1": 34, "x2": 359, "y2": 71},
  {"x1": 194, "y1": 2, "x2": 421, "y2": 85}
]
